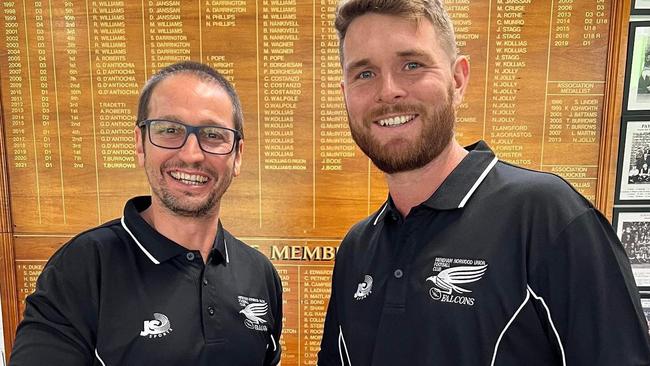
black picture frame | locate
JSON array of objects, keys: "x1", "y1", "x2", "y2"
[
  {"x1": 632, "y1": 0, "x2": 650, "y2": 15},
  {"x1": 612, "y1": 207, "x2": 650, "y2": 287},
  {"x1": 623, "y1": 22, "x2": 650, "y2": 113},
  {"x1": 614, "y1": 116, "x2": 650, "y2": 204}
]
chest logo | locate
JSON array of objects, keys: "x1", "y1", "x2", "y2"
[
  {"x1": 238, "y1": 295, "x2": 269, "y2": 331},
  {"x1": 140, "y1": 313, "x2": 173, "y2": 338},
  {"x1": 354, "y1": 275, "x2": 373, "y2": 300},
  {"x1": 426, "y1": 257, "x2": 488, "y2": 306}
]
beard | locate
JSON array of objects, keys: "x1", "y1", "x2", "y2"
[
  {"x1": 145, "y1": 159, "x2": 233, "y2": 218},
  {"x1": 348, "y1": 87, "x2": 456, "y2": 174}
]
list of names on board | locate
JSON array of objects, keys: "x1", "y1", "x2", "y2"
[{"x1": 1, "y1": 1, "x2": 613, "y2": 363}]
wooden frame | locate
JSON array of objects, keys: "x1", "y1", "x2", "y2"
[
  {"x1": 0, "y1": 111, "x2": 18, "y2": 363},
  {"x1": 599, "y1": 0, "x2": 633, "y2": 218}
]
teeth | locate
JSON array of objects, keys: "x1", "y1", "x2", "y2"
[
  {"x1": 377, "y1": 114, "x2": 415, "y2": 127},
  {"x1": 170, "y1": 171, "x2": 208, "y2": 185}
]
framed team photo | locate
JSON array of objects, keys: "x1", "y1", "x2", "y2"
[
  {"x1": 633, "y1": 0, "x2": 650, "y2": 15},
  {"x1": 623, "y1": 22, "x2": 650, "y2": 113},
  {"x1": 615, "y1": 116, "x2": 650, "y2": 203},
  {"x1": 613, "y1": 208, "x2": 650, "y2": 286}
]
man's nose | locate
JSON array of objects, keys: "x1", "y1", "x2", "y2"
[
  {"x1": 375, "y1": 73, "x2": 407, "y2": 103},
  {"x1": 177, "y1": 133, "x2": 205, "y2": 162}
]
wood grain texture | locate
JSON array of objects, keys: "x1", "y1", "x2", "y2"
[{"x1": 0, "y1": 1, "x2": 623, "y2": 363}]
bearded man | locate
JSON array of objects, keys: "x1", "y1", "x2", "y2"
[{"x1": 317, "y1": 1, "x2": 650, "y2": 365}]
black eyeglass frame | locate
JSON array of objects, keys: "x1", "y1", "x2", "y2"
[{"x1": 137, "y1": 119, "x2": 242, "y2": 155}]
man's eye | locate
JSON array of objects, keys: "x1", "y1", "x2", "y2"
[
  {"x1": 358, "y1": 70, "x2": 373, "y2": 79},
  {"x1": 405, "y1": 62, "x2": 421, "y2": 70},
  {"x1": 160, "y1": 127, "x2": 182, "y2": 135}
]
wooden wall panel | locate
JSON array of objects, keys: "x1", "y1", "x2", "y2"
[{"x1": 0, "y1": 0, "x2": 627, "y2": 363}]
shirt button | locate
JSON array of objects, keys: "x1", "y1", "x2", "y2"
[
  {"x1": 207, "y1": 306, "x2": 215, "y2": 316},
  {"x1": 203, "y1": 279, "x2": 208, "y2": 286},
  {"x1": 394, "y1": 269, "x2": 403, "y2": 278},
  {"x1": 186, "y1": 252, "x2": 195, "y2": 261}
]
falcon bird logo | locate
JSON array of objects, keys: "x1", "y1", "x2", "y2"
[
  {"x1": 354, "y1": 275, "x2": 373, "y2": 300},
  {"x1": 426, "y1": 264, "x2": 488, "y2": 300},
  {"x1": 240, "y1": 302, "x2": 268, "y2": 325}
]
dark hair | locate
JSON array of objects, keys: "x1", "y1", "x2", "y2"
[
  {"x1": 334, "y1": 0, "x2": 457, "y2": 63},
  {"x1": 137, "y1": 61, "x2": 244, "y2": 139}
]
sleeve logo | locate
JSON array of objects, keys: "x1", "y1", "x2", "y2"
[{"x1": 426, "y1": 257, "x2": 488, "y2": 306}]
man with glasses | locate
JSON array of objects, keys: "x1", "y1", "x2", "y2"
[{"x1": 10, "y1": 61, "x2": 283, "y2": 365}]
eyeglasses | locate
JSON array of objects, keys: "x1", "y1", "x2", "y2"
[{"x1": 138, "y1": 119, "x2": 241, "y2": 155}]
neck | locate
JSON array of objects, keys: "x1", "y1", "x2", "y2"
[
  {"x1": 140, "y1": 197, "x2": 221, "y2": 263},
  {"x1": 386, "y1": 140, "x2": 467, "y2": 218}
]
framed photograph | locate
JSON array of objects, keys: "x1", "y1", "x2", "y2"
[
  {"x1": 623, "y1": 22, "x2": 650, "y2": 112},
  {"x1": 613, "y1": 208, "x2": 650, "y2": 286},
  {"x1": 641, "y1": 298, "x2": 650, "y2": 337},
  {"x1": 633, "y1": 0, "x2": 650, "y2": 15},
  {"x1": 615, "y1": 116, "x2": 650, "y2": 203}
]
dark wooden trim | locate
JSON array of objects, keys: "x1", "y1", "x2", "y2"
[
  {"x1": 0, "y1": 98, "x2": 18, "y2": 361},
  {"x1": 598, "y1": 0, "x2": 631, "y2": 220}
]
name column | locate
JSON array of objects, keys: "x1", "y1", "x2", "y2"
[
  {"x1": 485, "y1": 0, "x2": 549, "y2": 167},
  {"x1": 542, "y1": 0, "x2": 611, "y2": 202},
  {"x1": 258, "y1": 0, "x2": 314, "y2": 235},
  {"x1": 87, "y1": 0, "x2": 148, "y2": 219}
]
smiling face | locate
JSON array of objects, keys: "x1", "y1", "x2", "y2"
[
  {"x1": 341, "y1": 13, "x2": 468, "y2": 174},
  {"x1": 135, "y1": 73, "x2": 242, "y2": 218}
]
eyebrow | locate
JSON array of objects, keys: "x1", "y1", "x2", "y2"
[
  {"x1": 154, "y1": 115, "x2": 228, "y2": 128},
  {"x1": 396, "y1": 49, "x2": 436, "y2": 63},
  {"x1": 345, "y1": 49, "x2": 437, "y2": 73},
  {"x1": 345, "y1": 58, "x2": 371, "y2": 74}
]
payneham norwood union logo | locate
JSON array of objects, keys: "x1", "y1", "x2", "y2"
[
  {"x1": 238, "y1": 295, "x2": 269, "y2": 331},
  {"x1": 426, "y1": 257, "x2": 488, "y2": 306},
  {"x1": 140, "y1": 313, "x2": 173, "y2": 338}
]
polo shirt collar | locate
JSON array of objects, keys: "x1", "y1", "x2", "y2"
[
  {"x1": 380, "y1": 140, "x2": 498, "y2": 220},
  {"x1": 121, "y1": 196, "x2": 228, "y2": 265}
]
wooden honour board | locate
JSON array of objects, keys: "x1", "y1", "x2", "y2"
[{"x1": 0, "y1": 0, "x2": 628, "y2": 364}]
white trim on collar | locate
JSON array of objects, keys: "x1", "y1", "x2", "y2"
[
  {"x1": 373, "y1": 203, "x2": 388, "y2": 226},
  {"x1": 458, "y1": 157, "x2": 498, "y2": 208},
  {"x1": 121, "y1": 216, "x2": 160, "y2": 265},
  {"x1": 224, "y1": 238, "x2": 230, "y2": 263}
]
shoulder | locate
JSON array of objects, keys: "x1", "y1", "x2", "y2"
[
  {"x1": 486, "y1": 161, "x2": 592, "y2": 221},
  {"x1": 492, "y1": 162, "x2": 585, "y2": 197},
  {"x1": 32, "y1": 218, "x2": 127, "y2": 299},
  {"x1": 46, "y1": 218, "x2": 125, "y2": 270}
]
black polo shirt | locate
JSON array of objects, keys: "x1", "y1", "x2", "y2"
[
  {"x1": 11, "y1": 196, "x2": 282, "y2": 366},
  {"x1": 318, "y1": 141, "x2": 650, "y2": 366}
]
